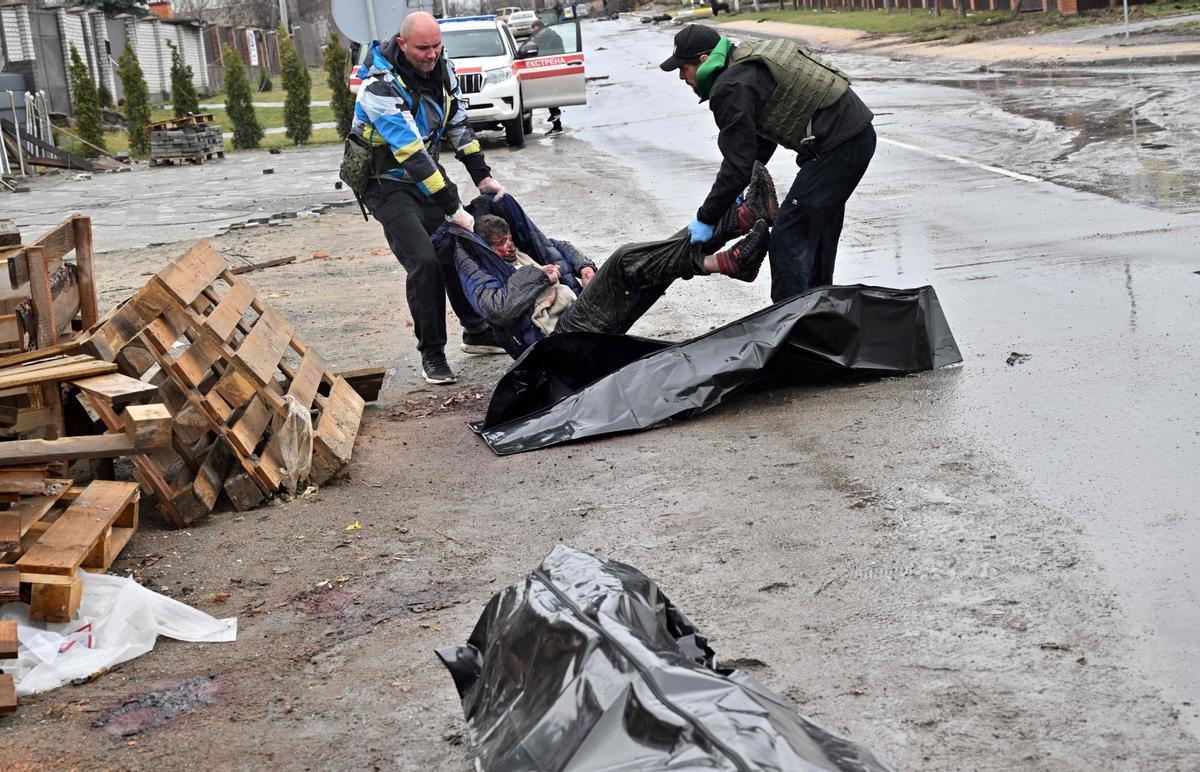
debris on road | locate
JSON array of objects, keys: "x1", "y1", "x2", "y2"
[
  {"x1": 1, "y1": 571, "x2": 235, "y2": 701},
  {"x1": 1006, "y1": 351, "x2": 1032, "y2": 366},
  {"x1": 439, "y1": 545, "x2": 896, "y2": 771}
]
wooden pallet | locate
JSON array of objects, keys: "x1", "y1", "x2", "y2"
[
  {"x1": 145, "y1": 113, "x2": 216, "y2": 131},
  {"x1": 149, "y1": 150, "x2": 225, "y2": 168},
  {"x1": 0, "y1": 215, "x2": 100, "y2": 442},
  {"x1": 83, "y1": 241, "x2": 365, "y2": 525},
  {"x1": 14, "y1": 480, "x2": 139, "y2": 622}
]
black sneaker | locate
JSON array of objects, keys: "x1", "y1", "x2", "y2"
[
  {"x1": 736, "y1": 160, "x2": 779, "y2": 232},
  {"x1": 714, "y1": 219, "x2": 770, "y2": 282},
  {"x1": 421, "y1": 350, "x2": 457, "y2": 385},
  {"x1": 546, "y1": 122, "x2": 563, "y2": 135},
  {"x1": 461, "y1": 328, "x2": 506, "y2": 355}
]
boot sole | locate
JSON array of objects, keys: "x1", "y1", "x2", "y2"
[
  {"x1": 460, "y1": 343, "x2": 507, "y2": 355},
  {"x1": 422, "y1": 370, "x2": 458, "y2": 385}
]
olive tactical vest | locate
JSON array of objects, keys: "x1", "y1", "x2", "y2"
[{"x1": 728, "y1": 39, "x2": 850, "y2": 151}]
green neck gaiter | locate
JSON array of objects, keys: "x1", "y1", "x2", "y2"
[{"x1": 693, "y1": 37, "x2": 732, "y2": 102}]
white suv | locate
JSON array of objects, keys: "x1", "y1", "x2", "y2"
[{"x1": 439, "y1": 15, "x2": 587, "y2": 148}]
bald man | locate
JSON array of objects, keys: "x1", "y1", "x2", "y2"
[{"x1": 351, "y1": 12, "x2": 507, "y2": 385}]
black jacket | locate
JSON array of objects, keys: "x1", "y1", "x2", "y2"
[{"x1": 698, "y1": 53, "x2": 873, "y2": 225}]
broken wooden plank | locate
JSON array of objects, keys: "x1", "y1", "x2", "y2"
[{"x1": 229, "y1": 255, "x2": 296, "y2": 275}]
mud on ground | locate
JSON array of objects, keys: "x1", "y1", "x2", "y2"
[{"x1": 2, "y1": 133, "x2": 1198, "y2": 769}]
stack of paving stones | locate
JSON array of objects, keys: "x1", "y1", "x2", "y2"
[{"x1": 148, "y1": 115, "x2": 225, "y2": 167}]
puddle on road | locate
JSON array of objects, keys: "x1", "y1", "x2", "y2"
[{"x1": 912, "y1": 70, "x2": 1197, "y2": 212}]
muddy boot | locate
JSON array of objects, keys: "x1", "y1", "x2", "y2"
[
  {"x1": 735, "y1": 161, "x2": 779, "y2": 233},
  {"x1": 713, "y1": 219, "x2": 770, "y2": 282}
]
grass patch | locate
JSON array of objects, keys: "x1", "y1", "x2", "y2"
[
  {"x1": 731, "y1": 0, "x2": 1200, "y2": 41},
  {"x1": 92, "y1": 124, "x2": 342, "y2": 157},
  {"x1": 737, "y1": 8, "x2": 981, "y2": 36},
  {"x1": 178, "y1": 67, "x2": 335, "y2": 109}
]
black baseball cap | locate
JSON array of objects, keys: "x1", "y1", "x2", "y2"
[{"x1": 659, "y1": 25, "x2": 721, "y2": 71}]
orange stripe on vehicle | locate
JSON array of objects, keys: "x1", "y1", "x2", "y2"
[{"x1": 512, "y1": 53, "x2": 585, "y2": 72}]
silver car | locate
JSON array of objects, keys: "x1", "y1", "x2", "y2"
[{"x1": 506, "y1": 10, "x2": 538, "y2": 39}]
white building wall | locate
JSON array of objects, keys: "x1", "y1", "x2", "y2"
[
  {"x1": 132, "y1": 18, "x2": 168, "y2": 100},
  {"x1": 85, "y1": 10, "x2": 115, "y2": 99},
  {"x1": 177, "y1": 25, "x2": 208, "y2": 92},
  {"x1": 61, "y1": 9, "x2": 91, "y2": 78},
  {"x1": 1, "y1": 6, "x2": 34, "y2": 61}
]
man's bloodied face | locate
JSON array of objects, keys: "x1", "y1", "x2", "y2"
[{"x1": 488, "y1": 233, "x2": 517, "y2": 259}]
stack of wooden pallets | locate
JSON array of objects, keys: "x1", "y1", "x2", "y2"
[{"x1": 82, "y1": 240, "x2": 367, "y2": 525}]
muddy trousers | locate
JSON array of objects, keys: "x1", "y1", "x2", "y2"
[
  {"x1": 768, "y1": 124, "x2": 876, "y2": 302},
  {"x1": 364, "y1": 179, "x2": 487, "y2": 353},
  {"x1": 557, "y1": 204, "x2": 743, "y2": 335}
]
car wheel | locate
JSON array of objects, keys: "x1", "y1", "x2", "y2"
[
  {"x1": 505, "y1": 114, "x2": 525, "y2": 148},
  {"x1": 522, "y1": 112, "x2": 533, "y2": 134}
]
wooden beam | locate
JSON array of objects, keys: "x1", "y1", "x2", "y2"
[
  {"x1": 73, "y1": 216, "x2": 99, "y2": 328},
  {"x1": 0, "y1": 617, "x2": 17, "y2": 657}
]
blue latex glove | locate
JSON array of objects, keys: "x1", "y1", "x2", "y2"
[{"x1": 687, "y1": 219, "x2": 715, "y2": 244}]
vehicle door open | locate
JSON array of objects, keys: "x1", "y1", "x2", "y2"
[{"x1": 515, "y1": 20, "x2": 586, "y2": 109}]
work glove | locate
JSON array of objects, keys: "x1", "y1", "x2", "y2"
[
  {"x1": 687, "y1": 219, "x2": 715, "y2": 245},
  {"x1": 478, "y1": 177, "x2": 505, "y2": 201},
  {"x1": 447, "y1": 206, "x2": 475, "y2": 232}
]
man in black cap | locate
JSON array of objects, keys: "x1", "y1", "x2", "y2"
[{"x1": 661, "y1": 24, "x2": 875, "y2": 301}]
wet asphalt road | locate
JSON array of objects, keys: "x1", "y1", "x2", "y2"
[{"x1": 575, "y1": 19, "x2": 1199, "y2": 729}]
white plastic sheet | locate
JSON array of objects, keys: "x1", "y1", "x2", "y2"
[{"x1": 0, "y1": 571, "x2": 237, "y2": 697}]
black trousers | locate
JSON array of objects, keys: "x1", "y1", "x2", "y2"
[
  {"x1": 767, "y1": 124, "x2": 876, "y2": 302},
  {"x1": 363, "y1": 178, "x2": 486, "y2": 352},
  {"x1": 557, "y1": 202, "x2": 742, "y2": 335}
]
